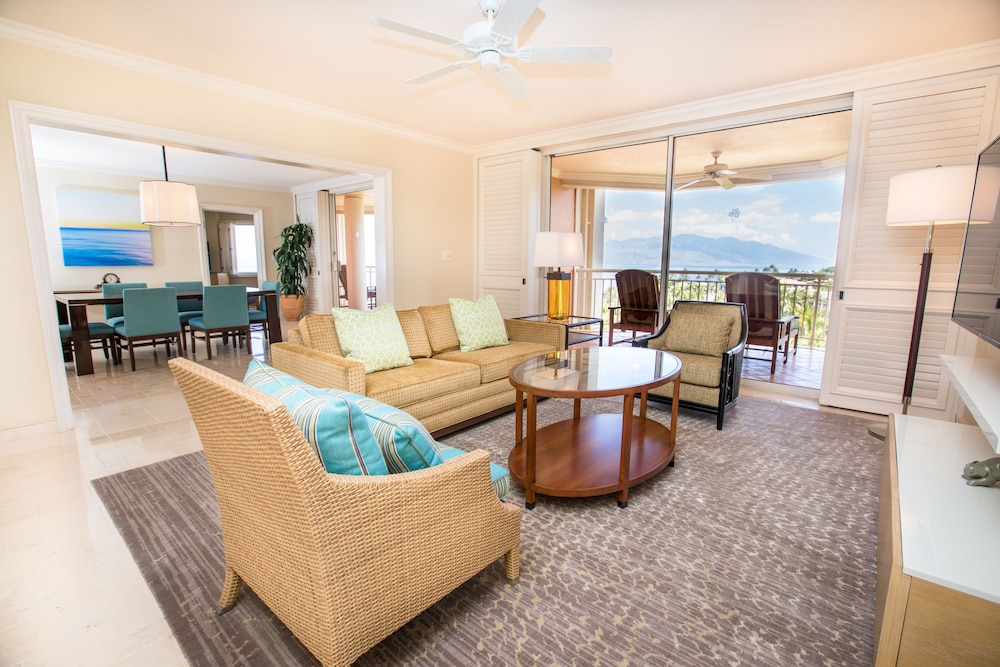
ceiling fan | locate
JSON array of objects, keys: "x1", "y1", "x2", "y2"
[
  {"x1": 675, "y1": 151, "x2": 774, "y2": 190},
  {"x1": 371, "y1": 0, "x2": 612, "y2": 100}
]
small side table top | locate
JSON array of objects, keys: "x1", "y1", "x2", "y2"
[{"x1": 513, "y1": 314, "x2": 603, "y2": 348}]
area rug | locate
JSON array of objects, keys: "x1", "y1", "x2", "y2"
[{"x1": 92, "y1": 396, "x2": 882, "y2": 666}]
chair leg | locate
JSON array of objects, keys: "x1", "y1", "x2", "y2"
[
  {"x1": 217, "y1": 566, "x2": 243, "y2": 615},
  {"x1": 128, "y1": 341, "x2": 136, "y2": 371},
  {"x1": 504, "y1": 546, "x2": 520, "y2": 582},
  {"x1": 206, "y1": 332, "x2": 213, "y2": 359},
  {"x1": 245, "y1": 327, "x2": 252, "y2": 356}
]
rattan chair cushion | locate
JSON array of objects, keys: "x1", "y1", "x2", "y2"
[{"x1": 659, "y1": 311, "x2": 737, "y2": 357}]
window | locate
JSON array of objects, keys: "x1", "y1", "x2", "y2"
[{"x1": 228, "y1": 223, "x2": 258, "y2": 275}]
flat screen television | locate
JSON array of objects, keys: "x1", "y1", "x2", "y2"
[{"x1": 952, "y1": 135, "x2": 1000, "y2": 347}]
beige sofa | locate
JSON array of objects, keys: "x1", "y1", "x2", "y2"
[{"x1": 270, "y1": 304, "x2": 562, "y2": 436}]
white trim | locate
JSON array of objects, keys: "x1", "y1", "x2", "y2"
[{"x1": 0, "y1": 18, "x2": 470, "y2": 155}]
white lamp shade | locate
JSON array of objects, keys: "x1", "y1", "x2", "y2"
[
  {"x1": 139, "y1": 180, "x2": 200, "y2": 226},
  {"x1": 885, "y1": 165, "x2": 976, "y2": 227},
  {"x1": 970, "y1": 165, "x2": 1000, "y2": 225},
  {"x1": 533, "y1": 231, "x2": 585, "y2": 268}
]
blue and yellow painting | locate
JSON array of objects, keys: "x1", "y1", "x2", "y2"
[{"x1": 56, "y1": 187, "x2": 153, "y2": 266}]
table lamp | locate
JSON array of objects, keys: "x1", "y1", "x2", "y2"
[{"x1": 533, "y1": 231, "x2": 584, "y2": 320}]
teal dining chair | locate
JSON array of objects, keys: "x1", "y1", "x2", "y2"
[
  {"x1": 165, "y1": 280, "x2": 204, "y2": 350},
  {"x1": 113, "y1": 287, "x2": 184, "y2": 371},
  {"x1": 248, "y1": 280, "x2": 280, "y2": 343},
  {"x1": 188, "y1": 285, "x2": 251, "y2": 359},
  {"x1": 58, "y1": 321, "x2": 120, "y2": 365},
  {"x1": 102, "y1": 282, "x2": 147, "y2": 328}
]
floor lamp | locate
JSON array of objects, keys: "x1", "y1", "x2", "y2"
[
  {"x1": 533, "y1": 231, "x2": 584, "y2": 320},
  {"x1": 868, "y1": 165, "x2": 976, "y2": 439}
]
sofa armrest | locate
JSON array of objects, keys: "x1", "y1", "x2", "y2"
[
  {"x1": 504, "y1": 318, "x2": 565, "y2": 350},
  {"x1": 270, "y1": 342, "x2": 366, "y2": 394}
]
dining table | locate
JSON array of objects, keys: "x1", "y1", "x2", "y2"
[{"x1": 54, "y1": 287, "x2": 282, "y2": 376}]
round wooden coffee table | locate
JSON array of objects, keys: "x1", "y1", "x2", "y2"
[{"x1": 508, "y1": 347, "x2": 681, "y2": 509}]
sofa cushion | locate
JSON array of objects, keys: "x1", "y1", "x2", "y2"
[
  {"x1": 396, "y1": 308, "x2": 432, "y2": 359},
  {"x1": 449, "y1": 295, "x2": 509, "y2": 352},
  {"x1": 297, "y1": 314, "x2": 342, "y2": 356},
  {"x1": 418, "y1": 304, "x2": 461, "y2": 355},
  {"x1": 344, "y1": 394, "x2": 443, "y2": 473},
  {"x1": 333, "y1": 304, "x2": 414, "y2": 373},
  {"x1": 435, "y1": 340, "x2": 554, "y2": 384},
  {"x1": 364, "y1": 358, "x2": 482, "y2": 408},
  {"x1": 659, "y1": 311, "x2": 736, "y2": 357},
  {"x1": 244, "y1": 361, "x2": 388, "y2": 476},
  {"x1": 437, "y1": 445, "x2": 511, "y2": 500}
]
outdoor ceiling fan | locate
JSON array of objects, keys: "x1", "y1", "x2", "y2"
[
  {"x1": 371, "y1": 0, "x2": 612, "y2": 100},
  {"x1": 675, "y1": 151, "x2": 774, "y2": 190}
]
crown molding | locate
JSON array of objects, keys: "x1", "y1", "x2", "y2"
[
  {"x1": 0, "y1": 18, "x2": 474, "y2": 155},
  {"x1": 475, "y1": 39, "x2": 1000, "y2": 157}
]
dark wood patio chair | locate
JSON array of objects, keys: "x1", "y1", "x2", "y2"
[
  {"x1": 609, "y1": 269, "x2": 660, "y2": 345},
  {"x1": 724, "y1": 272, "x2": 798, "y2": 374}
]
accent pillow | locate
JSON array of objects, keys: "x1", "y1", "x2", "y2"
[
  {"x1": 339, "y1": 393, "x2": 443, "y2": 473},
  {"x1": 332, "y1": 304, "x2": 414, "y2": 373},
  {"x1": 244, "y1": 361, "x2": 388, "y2": 476},
  {"x1": 660, "y1": 311, "x2": 735, "y2": 357},
  {"x1": 449, "y1": 295, "x2": 509, "y2": 352}
]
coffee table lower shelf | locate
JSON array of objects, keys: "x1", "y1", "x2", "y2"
[{"x1": 507, "y1": 413, "x2": 675, "y2": 504}]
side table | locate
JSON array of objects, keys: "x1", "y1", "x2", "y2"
[{"x1": 512, "y1": 314, "x2": 603, "y2": 349}]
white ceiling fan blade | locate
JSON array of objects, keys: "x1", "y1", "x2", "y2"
[
  {"x1": 371, "y1": 17, "x2": 464, "y2": 48},
  {"x1": 406, "y1": 60, "x2": 475, "y2": 85},
  {"x1": 733, "y1": 172, "x2": 773, "y2": 182},
  {"x1": 718, "y1": 175, "x2": 736, "y2": 190},
  {"x1": 674, "y1": 177, "x2": 708, "y2": 191},
  {"x1": 517, "y1": 46, "x2": 613, "y2": 63},
  {"x1": 490, "y1": 0, "x2": 540, "y2": 46},
  {"x1": 490, "y1": 64, "x2": 531, "y2": 99}
]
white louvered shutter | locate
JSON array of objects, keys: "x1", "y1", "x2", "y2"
[
  {"x1": 477, "y1": 150, "x2": 542, "y2": 317},
  {"x1": 821, "y1": 73, "x2": 999, "y2": 418}
]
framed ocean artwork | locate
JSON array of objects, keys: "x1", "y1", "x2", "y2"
[{"x1": 56, "y1": 187, "x2": 153, "y2": 266}]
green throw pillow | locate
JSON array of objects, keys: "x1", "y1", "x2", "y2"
[
  {"x1": 332, "y1": 304, "x2": 414, "y2": 374},
  {"x1": 449, "y1": 295, "x2": 509, "y2": 352}
]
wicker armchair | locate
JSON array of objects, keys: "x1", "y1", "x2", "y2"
[{"x1": 168, "y1": 357, "x2": 521, "y2": 666}]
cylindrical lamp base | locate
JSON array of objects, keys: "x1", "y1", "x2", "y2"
[{"x1": 546, "y1": 271, "x2": 571, "y2": 320}]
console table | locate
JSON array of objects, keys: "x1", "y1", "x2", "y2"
[{"x1": 875, "y1": 356, "x2": 1000, "y2": 665}]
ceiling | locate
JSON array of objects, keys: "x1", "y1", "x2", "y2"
[{"x1": 6, "y1": 1, "x2": 999, "y2": 190}]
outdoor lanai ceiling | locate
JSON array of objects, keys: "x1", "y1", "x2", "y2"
[
  {"x1": 1, "y1": 1, "x2": 997, "y2": 147},
  {"x1": 552, "y1": 112, "x2": 852, "y2": 190}
]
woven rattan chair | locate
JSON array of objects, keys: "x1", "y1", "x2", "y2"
[{"x1": 168, "y1": 357, "x2": 521, "y2": 665}]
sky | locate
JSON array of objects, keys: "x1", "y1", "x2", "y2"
[{"x1": 603, "y1": 176, "x2": 845, "y2": 261}]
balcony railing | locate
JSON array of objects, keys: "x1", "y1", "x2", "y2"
[{"x1": 574, "y1": 269, "x2": 834, "y2": 348}]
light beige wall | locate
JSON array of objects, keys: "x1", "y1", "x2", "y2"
[{"x1": 0, "y1": 38, "x2": 474, "y2": 431}]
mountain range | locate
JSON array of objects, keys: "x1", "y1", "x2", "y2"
[{"x1": 603, "y1": 234, "x2": 833, "y2": 272}]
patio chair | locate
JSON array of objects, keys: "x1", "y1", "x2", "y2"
[
  {"x1": 168, "y1": 357, "x2": 520, "y2": 665},
  {"x1": 724, "y1": 272, "x2": 798, "y2": 374},
  {"x1": 609, "y1": 270, "x2": 660, "y2": 345}
]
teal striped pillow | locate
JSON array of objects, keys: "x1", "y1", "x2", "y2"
[
  {"x1": 346, "y1": 395, "x2": 443, "y2": 473},
  {"x1": 244, "y1": 361, "x2": 387, "y2": 476}
]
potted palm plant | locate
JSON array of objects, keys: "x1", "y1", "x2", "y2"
[{"x1": 272, "y1": 217, "x2": 313, "y2": 321}]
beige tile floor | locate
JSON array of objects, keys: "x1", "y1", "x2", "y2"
[{"x1": 0, "y1": 331, "x2": 853, "y2": 666}]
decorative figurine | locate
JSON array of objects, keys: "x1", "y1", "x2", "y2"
[{"x1": 961, "y1": 458, "x2": 1000, "y2": 487}]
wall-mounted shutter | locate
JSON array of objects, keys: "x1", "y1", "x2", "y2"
[
  {"x1": 477, "y1": 150, "x2": 542, "y2": 317},
  {"x1": 821, "y1": 73, "x2": 999, "y2": 417}
]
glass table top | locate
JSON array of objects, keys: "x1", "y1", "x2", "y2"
[{"x1": 510, "y1": 347, "x2": 681, "y2": 395}]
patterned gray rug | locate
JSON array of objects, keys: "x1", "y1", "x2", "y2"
[{"x1": 93, "y1": 396, "x2": 882, "y2": 666}]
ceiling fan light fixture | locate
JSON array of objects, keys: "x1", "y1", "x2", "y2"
[{"x1": 140, "y1": 146, "x2": 200, "y2": 227}]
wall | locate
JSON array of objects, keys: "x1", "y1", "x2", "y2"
[{"x1": 0, "y1": 37, "x2": 474, "y2": 431}]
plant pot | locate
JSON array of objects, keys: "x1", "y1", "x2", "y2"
[{"x1": 280, "y1": 294, "x2": 305, "y2": 321}]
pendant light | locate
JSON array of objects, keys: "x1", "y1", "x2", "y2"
[{"x1": 139, "y1": 146, "x2": 200, "y2": 226}]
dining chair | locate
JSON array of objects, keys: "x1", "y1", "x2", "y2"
[
  {"x1": 165, "y1": 280, "x2": 204, "y2": 350},
  {"x1": 189, "y1": 285, "x2": 251, "y2": 359},
  {"x1": 58, "y1": 321, "x2": 120, "y2": 365},
  {"x1": 101, "y1": 282, "x2": 147, "y2": 328},
  {"x1": 113, "y1": 287, "x2": 184, "y2": 371},
  {"x1": 248, "y1": 280, "x2": 280, "y2": 343}
]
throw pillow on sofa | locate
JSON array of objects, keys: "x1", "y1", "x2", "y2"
[
  {"x1": 332, "y1": 303, "x2": 414, "y2": 373},
  {"x1": 449, "y1": 295, "x2": 509, "y2": 352},
  {"x1": 244, "y1": 360, "x2": 389, "y2": 476}
]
